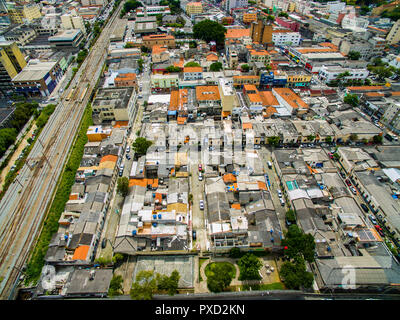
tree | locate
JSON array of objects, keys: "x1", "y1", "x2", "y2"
[
  {"x1": 343, "y1": 94, "x2": 359, "y2": 107},
  {"x1": 184, "y1": 61, "x2": 201, "y2": 67},
  {"x1": 189, "y1": 40, "x2": 197, "y2": 48},
  {"x1": 237, "y1": 253, "x2": 263, "y2": 281},
  {"x1": 266, "y1": 15, "x2": 275, "y2": 22},
  {"x1": 193, "y1": 19, "x2": 227, "y2": 45},
  {"x1": 349, "y1": 133, "x2": 358, "y2": 142},
  {"x1": 132, "y1": 137, "x2": 152, "y2": 155},
  {"x1": 285, "y1": 209, "x2": 296, "y2": 224},
  {"x1": 123, "y1": 0, "x2": 143, "y2": 13},
  {"x1": 138, "y1": 58, "x2": 144, "y2": 73},
  {"x1": 206, "y1": 263, "x2": 235, "y2": 293},
  {"x1": 166, "y1": 65, "x2": 181, "y2": 73},
  {"x1": 373, "y1": 134, "x2": 383, "y2": 144},
  {"x1": 0, "y1": 128, "x2": 18, "y2": 158},
  {"x1": 281, "y1": 225, "x2": 316, "y2": 263},
  {"x1": 278, "y1": 12, "x2": 289, "y2": 18},
  {"x1": 325, "y1": 136, "x2": 332, "y2": 143},
  {"x1": 279, "y1": 259, "x2": 314, "y2": 290},
  {"x1": 241, "y1": 64, "x2": 250, "y2": 72},
  {"x1": 130, "y1": 270, "x2": 157, "y2": 300},
  {"x1": 108, "y1": 275, "x2": 123, "y2": 296},
  {"x1": 348, "y1": 51, "x2": 361, "y2": 60},
  {"x1": 125, "y1": 42, "x2": 134, "y2": 48},
  {"x1": 210, "y1": 62, "x2": 223, "y2": 72},
  {"x1": 156, "y1": 270, "x2": 180, "y2": 296},
  {"x1": 229, "y1": 247, "x2": 242, "y2": 258},
  {"x1": 307, "y1": 135, "x2": 315, "y2": 142},
  {"x1": 117, "y1": 177, "x2": 129, "y2": 196},
  {"x1": 112, "y1": 253, "x2": 125, "y2": 264},
  {"x1": 267, "y1": 136, "x2": 280, "y2": 147}
]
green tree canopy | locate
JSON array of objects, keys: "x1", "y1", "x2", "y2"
[
  {"x1": 130, "y1": 270, "x2": 157, "y2": 300},
  {"x1": 267, "y1": 136, "x2": 280, "y2": 147},
  {"x1": 278, "y1": 12, "x2": 289, "y2": 18},
  {"x1": 348, "y1": 51, "x2": 361, "y2": 60},
  {"x1": 285, "y1": 209, "x2": 296, "y2": 224},
  {"x1": 132, "y1": 137, "x2": 152, "y2": 155},
  {"x1": 281, "y1": 225, "x2": 316, "y2": 263},
  {"x1": 166, "y1": 65, "x2": 181, "y2": 73},
  {"x1": 210, "y1": 62, "x2": 223, "y2": 72},
  {"x1": 108, "y1": 275, "x2": 123, "y2": 296},
  {"x1": 193, "y1": 19, "x2": 227, "y2": 45},
  {"x1": 279, "y1": 259, "x2": 314, "y2": 290},
  {"x1": 156, "y1": 270, "x2": 180, "y2": 296},
  {"x1": 241, "y1": 64, "x2": 250, "y2": 72},
  {"x1": 184, "y1": 61, "x2": 201, "y2": 67},
  {"x1": 343, "y1": 94, "x2": 359, "y2": 107},
  {"x1": 117, "y1": 177, "x2": 129, "y2": 196},
  {"x1": 237, "y1": 253, "x2": 263, "y2": 281},
  {"x1": 373, "y1": 134, "x2": 383, "y2": 144},
  {"x1": 206, "y1": 263, "x2": 235, "y2": 293}
]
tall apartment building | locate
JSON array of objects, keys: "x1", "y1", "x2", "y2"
[
  {"x1": 0, "y1": 41, "x2": 26, "y2": 96},
  {"x1": 186, "y1": 2, "x2": 203, "y2": 15},
  {"x1": 386, "y1": 19, "x2": 400, "y2": 45},
  {"x1": 382, "y1": 103, "x2": 400, "y2": 134},
  {"x1": 6, "y1": 3, "x2": 42, "y2": 24},
  {"x1": 224, "y1": 0, "x2": 248, "y2": 13},
  {"x1": 250, "y1": 18, "x2": 273, "y2": 46},
  {"x1": 61, "y1": 12, "x2": 87, "y2": 35},
  {"x1": 81, "y1": 0, "x2": 107, "y2": 7}
]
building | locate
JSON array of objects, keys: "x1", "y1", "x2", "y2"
[
  {"x1": 12, "y1": 59, "x2": 63, "y2": 97},
  {"x1": 318, "y1": 65, "x2": 369, "y2": 83},
  {"x1": 272, "y1": 29, "x2": 301, "y2": 46},
  {"x1": 186, "y1": 2, "x2": 203, "y2": 15},
  {"x1": 151, "y1": 74, "x2": 179, "y2": 92},
  {"x1": 272, "y1": 87, "x2": 309, "y2": 115},
  {"x1": 219, "y1": 78, "x2": 238, "y2": 115},
  {"x1": 142, "y1": 34, "x2": 176, "y2": 49},
  {"x1": 61, "y1": 12, "x2": 87, "y2": 35},
  {"x1": 134, "y1": 16, "x2": 158, "y2": 34},
  {"x1": 275, "y1": 17, "x2": 300, "y2": 32},
  {"x1": 7, "y1": 3, "x2": 41, "y2": 24},
  {"x1": 382, "y1": 103, "x2": 400, "y2": 134},
  {"x1": 196, "y1": 85, "x2": 221, "y2": 115},
  {"x1": 92, "y1": 87, "x2": 137, "y2": 124},
  {"x1": 114, "y1": 73, "x2": 137, "y2": 89},
  {"x1": 248, "y1": 48, "x2": 270, "y2": 64},
  {"x1": 48, "y1": 29, "x2": 84, "y2": 50},
  {"x1": 250, "y1": 18, "x2": 273, "y2": 46},
  {"x1": 183, "y1": 66, "x2": 203, "y2": 81},
  {"x1": 386, "y1": 19, "x2": 400, "y2": 45},
  {"x1": 0, "y1": 41, "x2": 26, "y2": 96},
  {"x1": 81, "y1": 0, "x2": 107, "y2": 6},
  {"x1": 243, "y1": 13, "x2": 257, "y2": 24},
  {"x1": 151, "y1": 45, "x2": 169, "y2": 63},
  {"x1": 224, "y1": 0, "x2": 248, "y2": 13},
  {"x1": 2, "y1": 24, "x2": 37, "y2": 46}
]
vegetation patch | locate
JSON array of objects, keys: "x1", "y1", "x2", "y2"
[{"x1": 205, "y1": 262, "x2": 236, "y2": 279}]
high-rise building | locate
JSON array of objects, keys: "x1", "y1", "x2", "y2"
[
  {"x1": 386, "y1": 19, "x2": 400, "y2": 45},
  {"x1": 250, "y1": 17, "x2": 273, "y2": 46},
  {"x1": 224, "y1": 0, "x2": 248, "y2": 13},
  {"x1": 6, "y1": 3, "x2": 42, "y2": 24},
  {"x1": 61, "y1": 12, "x2": 86, "y2": 35},
  {"x1": 0, "y1": 41, "x2": 26, "y2": 96}
]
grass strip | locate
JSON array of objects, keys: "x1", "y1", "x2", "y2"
[{"x1": 24, "y1": 105, "x2": 93, "y2": 285}]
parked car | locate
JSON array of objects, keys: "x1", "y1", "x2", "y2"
[
  {"x1": 126, "y1": 153, "x2": 131, "y2": 160},
  {"x1": 199, "y1": 200, "x2": 204, "y2": 210},
  {"x1": 360, "y1": 203, "x2": 369, "y2": 213},
  {"x1": 277, "y1": 189, "x2": 282, "y2": 198},
  {"x1": 101, "y1": 238, "x2": 107, "y2": 249},
  {"x1": 198, "y1": 172, "x2": 203, "y2": 181},
  {"x1": 374, "y1": 225, "x2": 384, "y2": 237},
  {"x1": 192, "y1": 230, "x2": 197, "y2": 240},
  {"x1": 126, "y1": 146, "x2": 130, "y2": 153},
  {"x1": 368, "y1": 214, "x2": 377, "y2": 225},
  {"x1": 340, "y1": 171, "x2": 346, "y2": 179},
  {"x1": 280, "y1": 198, "x2": 285, "y2": 206},
  {"x1": 345, "y1": 179, "x2": 351, "y2": 187},
  {"x1": 350, "y1": 186, "x2": 357, "y2": 195},
  {"x1": 119, "y1": 168, "x2": 123, "y2": 177},
  {"x1": 198, "y1": 164, "x2": 202, "y2": 171}
]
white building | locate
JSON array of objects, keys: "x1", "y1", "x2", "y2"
[
  {"x1": 81, "y1": 0, "x2": 107, "y2": 6},
  {"x1": 272, "y1": 31, "x2": 301, "y2": 46},
  {"x1": 318, "y1": 65, "x2": 369, "y2": 82}
]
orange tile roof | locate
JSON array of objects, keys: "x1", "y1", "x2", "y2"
[
  {"x1": 258, "y1": 181, "x2": 268, "y2": 191},
  {"x1": 152, "y1": 45, "x2": 168, "y2": 54},
  {"x1": 113, "y1": 121, "x2": 129, "y2": 128},
  {"x1": 250, "y1": 49, "x2": 270, "y2": 56},
  {"x1": 248, "y1": 93, "x2": 263, "y2": 103},
  {"x1": 169, "y1": 90, "x2": 179, "y2": 111},
  {"x1": 244, "y1": 84, "x2": 258, "y2": 92},
  {"x1": 263, "y1": 106, "x2": 277, "y2": 118},
  {"x1": 143, "y1": 34, "x2": 175, "y2": 41},
  {"x1": 206, "y1": 52, "x2": 218, "y2": 61},
  {"x1": 297, "y1": 47, "x2": 336, "y2": 54},
  {"x1": 184, "y1": 66, "x2": 202, "y2": 73},
  {"x1": 221, "y1": 111, "x2": 231, "y2": 117},
  {"x1": 129, "y1": 178, "x2": 147, "y2": 187},
  {"x1": 242, "y1": 122, "x2": 253, "y2": 130},
  {"x1": 391, "y1": 91, "x2": 400, "y2": 96},
  {"x1": 69, "y1": 194, "x2": 78, "y2": 200},
  {"x1": 226, "y1": 28, "x2": 250, "y2": 39},
  {"x1": 320, "y1": 42, "x2": 339, "y2": 50},
  {"x1": 365, "y1": 92, "x2": 384, "y2": 97},
  {"x1": 155, "y1": 193, "x2": 163, "y2": 202},
  {"x1": 115, "y1": 73, "x2": 136, "y2": 81},
  {"x1": 231, "y1": 203, "x2": 241, "y2": 210},
  {"x1": 347, "y1": 86, "x2": 385, "y2": 91},
  {"x1": 100, "y1": 154, "x2": 118, "y2": 163},
  {"x1": 260, "y1": 91, "x2": 279, "y2": 106},
  {"x1": 177, "y1": 116, "x2": 187, "y2": 124},
  {"x1": 274, "y1": 88, "x2": 309, "y2": 110},
  {"x1": 196, "y1": 86, "x2": 220, "y2": 101},
  {"x1": 174, "y1": 58, "x2": 184, "y2": 68},
  {"x1": 233, "y1": 75, "x2": 259, "y2": 80},
  {"x1": 72, "y1": 245, "x2": 90, "y2": 261},
  {"x1": 223, "y1": 173, "x2": 237, "y2": 183}
]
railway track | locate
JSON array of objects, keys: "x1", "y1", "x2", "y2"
[{"x1": 0, "y1": 2, "x2": 123, "y2": 299}]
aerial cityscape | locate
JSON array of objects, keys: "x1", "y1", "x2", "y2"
[{"x1": 0, "y1": 0, "x2": 400, "y2": 302}]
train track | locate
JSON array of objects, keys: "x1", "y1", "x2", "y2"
[{"x1": 0, "y1": 2, "x2": 123, "y2": 299}]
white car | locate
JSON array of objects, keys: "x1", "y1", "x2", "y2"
[
  {"x1": 199, "y1": 200, "x2": 204, "y2": 210},
  {"x1": 198, "y1": 172, "x2": 203, "y2": 181}
]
